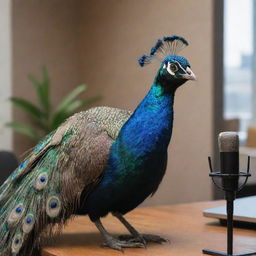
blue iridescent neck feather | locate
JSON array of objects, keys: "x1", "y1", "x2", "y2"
[{"x1": 116, "y1": 69, "x2": 176, "y2": 156}]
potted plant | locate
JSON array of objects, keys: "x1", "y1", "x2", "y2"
[{"x1": 7, "y1": 67, "x2": 100, "y2": 142}]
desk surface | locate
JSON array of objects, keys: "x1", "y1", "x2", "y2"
[{"x1": 42, "y1": 201, "x2": 256, "y2": 256}]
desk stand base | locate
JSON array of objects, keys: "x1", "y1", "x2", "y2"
[{"x1": 202, "y1": 249, "x2": 256, "y2": 256}]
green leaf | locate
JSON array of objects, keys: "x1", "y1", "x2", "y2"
[
  {"x1": 28, "y1": 67, "x2": 50, "y2": 113},
  {"x1": 78, "y1": 95, "x2": 102, "y2": 109},
  {"x1": 51, "y1": 112, "x2": 69, "y2": 130},
  {"x1": 55, "y1": 84, "x2": 88, "y2": 113},
  {"x1": 50, "y1": 84, "x2": 88, "y2": 129},
  {"x1": 41, "y1": 66, "x2": 50, "y2": 112},
  {"x1": 5, "y1": 122, "x2": 39, "y2": 142},
  {"x1": 65, "y1": 96, "x2": 101, "y2": 114},
  {"x1": 51, "y1": 94, "x2": 101, "y2": 130},
  {"x1": 9, "y1": 97, "x2": 44, "y2": 120},
  {"x1": 50, "y1": 100, "x2": 84, "y2": 130},
  {"x1": 28, "y1": 75, "x2": 41, "y2": 97}
]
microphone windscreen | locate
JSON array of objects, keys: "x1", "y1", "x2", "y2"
[{"x1": 218, "y1": 132, "x2": 239, "y2": 152}]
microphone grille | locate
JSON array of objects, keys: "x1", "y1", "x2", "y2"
[{"x1": 218, "y1": 132, "x2": 239, "y2": 152}]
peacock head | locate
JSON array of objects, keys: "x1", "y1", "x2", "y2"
[{"x1": 138, "y1": 35, "x2": 196, "y2": 89}]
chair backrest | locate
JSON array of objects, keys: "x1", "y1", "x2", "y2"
[{"x1": 0, "y1": 151, "x2": 19, "y2": 186}]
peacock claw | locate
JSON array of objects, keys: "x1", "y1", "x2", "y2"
[
  {"x1": 102, "y1": 237, "x2": 145, "y2": 251},
  {"x1": 118, "y1": 233, "x2": 169, "y2": 245}
]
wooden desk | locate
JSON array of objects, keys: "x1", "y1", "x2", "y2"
[{"x1": 42, "y1": 201, "x2": 256, "y2": 256}]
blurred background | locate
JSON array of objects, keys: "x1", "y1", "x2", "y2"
[{"x1": 1, "y1": 0, "x2": 256, "y2": 206}]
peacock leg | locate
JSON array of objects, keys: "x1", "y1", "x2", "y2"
[
  {"x1": 113, "y1": 212, "x2": 169, "y2": 244},
  {"x1": 94, "y1": 219, "x2": 145, "y2": 251}
]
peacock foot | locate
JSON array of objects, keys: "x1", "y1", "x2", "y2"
[
  {"x1": 102, "y1": 236, "x2": 145, "y2": 251},
  {"x1": 118, "y1": 233, "x2": 169, "y2": 245}
]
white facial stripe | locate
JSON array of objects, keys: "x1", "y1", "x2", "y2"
[
  {"x1": 163, "y1": 63, "x2": 166, "y2": 69},
  {"x1": 166, "y1": 62, "x2": 175, "y2": 75},
  {"x1": 174, "y1": 61, "x2": 186, "y2": 73}
]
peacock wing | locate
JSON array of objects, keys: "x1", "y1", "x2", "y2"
[{"x1": 59, "y1": 106, "x2": 132, "y2": 207}]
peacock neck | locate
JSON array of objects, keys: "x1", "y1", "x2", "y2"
[{"x1": 117, "y1": 74, "x2": 176, "y2": 153}]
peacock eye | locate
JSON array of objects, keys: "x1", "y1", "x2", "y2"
[{"x1": 170, "y1": 63, "x2": 178, "y2": 72}]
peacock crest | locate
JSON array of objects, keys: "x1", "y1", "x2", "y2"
[{"x1": 138, "y1": 35, "x2": 189, "y2": 67}]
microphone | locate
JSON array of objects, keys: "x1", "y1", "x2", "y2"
[
  {"x1": 218, "y1": 132, "x2": 239, "y2": 192},
  {"x1": 203, "y1": 132, "x2": 254, "y2": 256}
]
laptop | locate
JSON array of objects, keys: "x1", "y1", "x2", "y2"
[{"x1": 203, "y1": 196, "x2": 256, "y2": 224}]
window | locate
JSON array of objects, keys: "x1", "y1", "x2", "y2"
[{"x1": 224, "y1": 0, "x2": 253, "y2": 142}]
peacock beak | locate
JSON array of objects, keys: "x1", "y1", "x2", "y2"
[{"x1": 181, "y1": 67, "x2": 196, "y2": 81}]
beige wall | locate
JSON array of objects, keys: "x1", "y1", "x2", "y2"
[
  {"x1": 12, "y1": 0, "x2": 214, "y2": 204},
  {"x1": 79, "y1": 0, "x2": 214, "y2": 205},
  {"x1": 12, "y1": 0, "x2": 83, "y2": 156},
  {"x1": 0, "y1": 0, "x2": 12, "y2": 151}
]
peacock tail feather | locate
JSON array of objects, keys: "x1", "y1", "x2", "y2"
[
  {"x1": 0, "y1": 106, "x2": 131, "y2": 255},
  {"x1": 0, "y1": 130, "x2": 72, "y2": 255}
]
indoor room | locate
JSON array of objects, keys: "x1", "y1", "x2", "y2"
[{"x1": 0, "y1": 0, "x2": 255, "y2": 255}]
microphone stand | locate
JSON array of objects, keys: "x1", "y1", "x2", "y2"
[{"x1": 202, "y1": 156, "x2": 256, "y2": 256}]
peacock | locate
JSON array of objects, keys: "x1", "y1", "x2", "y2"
[{"x1": 0, "y1": 35, "x2": 196, "y2": 255}]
